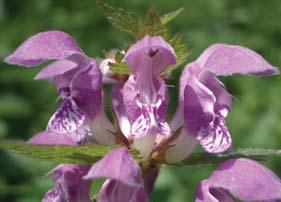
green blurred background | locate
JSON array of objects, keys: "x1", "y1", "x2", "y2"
[{"x1": 0, "y1": 0, "x2": 281, "y2": 201}]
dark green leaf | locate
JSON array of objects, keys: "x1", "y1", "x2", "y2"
[
  {"x1": 138, "y1": 8, "x2": 189, "y2": 74},
  {"x1": 97, "y1": 0, "x2": 143, "y2": 35},
  {"x1": 0, "y1": 140, "x2": 123, "y2": 164},
  {"x1": 173, "y1": 148, "x2": 281, "y2": 167},
  {"x1": 165, "y1": 34, "x2": 190, "y2": 73},
  {"x1": 97, "y1": 2, "x2": 189, "y2": 74},
  {"x1": 138, "y1": 8, "x2": 167, "y2": 39},
  {"x1": 160, "y1": 7, "x2": 184, "y2": 25},
  {"x1": 115, "y1": 51, "x2": 125, "y2": 63},
  {"x1": 110, "y1": 62, "x2": 131, "y2": 75}
]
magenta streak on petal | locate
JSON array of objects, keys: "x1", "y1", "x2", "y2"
[
  {"x1": 195, "y1": 158, "x2": 281, "y2": 201},
  {"x1": 124, "y1": 35, "x2": 176, "y2": 104},
  {"x1": 123, "y1": 76, "x2": 170, "y2": 137},
  {"x1": 98, "y1": 179, "x2": 148, "y2": 202},
  {"x1": 42, "y1": 186, "x2": 64, "y2": 202},
  {"x1": 46, "y1": 165, "x2": 91, "y2": 202},
  {"x1": 197, "y1": 114, "x2": 232, "y2": 153},
  {"x1": 112, "y1": 85, "x2": 131, "y2": 138},
  {"x1": 47, "y1": 98, "x2": 85, "y2": 133},
  {"x1": 131, "y1": 101, "x2": 170, "y2": 139},
  {"x1": 46, "y1": 98, "x2": 90, "y2": 143}
]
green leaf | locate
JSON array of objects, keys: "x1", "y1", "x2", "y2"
[
  {"x1": 160, "y1": 7, "x2": 184, "y2": 25},
  {"x1": 173, "y1": 148, "x2": 281, "y2": 167},
  {"x1": 138, "y1": 8, "x2": 167, "y2": 39},
  {"x1": 165, "y1": 34, "x2": 190, "y2": 73},
  {"x1": 0, "y1": 140, "x2": 123, "y2": 164},
  {"x1": 97, "y1": 0, "x2": 143, "y2": 35},
  {"x1": 138, "y1": 8, "x2": 189, "y2": 74},
  {"x1": 110, "y1": 62, "x2": 131, "y2": 75},
  {"x1": 97, "y1": 2, "x2": 189, "y2": 74}
]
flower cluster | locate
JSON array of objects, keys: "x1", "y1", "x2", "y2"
[{"x1": 5, "y1": 30, "x2": 281, "y2": 202}]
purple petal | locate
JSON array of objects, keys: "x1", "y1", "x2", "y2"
[
  {"x1": 5, "y1": 30, "x2": 83, "y2": 67},
  {"x1": 70, "y1": 63, "x2": 116, "y2": 145},
  {"x1": 124, "y1": 36, "x2": 175, "y2": 105},
  {"x1": 35, "y1": 59, "x2": 77, "y2": 80},
  {"x1": 70, "y1": 61, "x2": 102, "y2": 119},
  {"x1": 47, "y1": 98, "x2": 91, "y2": 143},
  {"x1": 183, "y1": 77, "x2": 215, "y2": 134},
  {"x1": 184, "y1": 77, "x2": 232, "y2": 153},
  {"x1": 144, "y1": 168, "x2": 159, "y2": 196},
  {"x1": 123, "y1": 76, "x2": 171, "y2": 159},
  {"x1": 197, "y1": 114, "x2": 232, "y2": 153},
  {"x1": 51, "y1": 67, "x2": 81, "y2": 96},
  {"x1": 195, "y1": 158, "x2": 281, "y2": 201},
  {"x1": 123, "y1": 76, "x2": 169, "y2": 129},
  {"x1": 131, "y1": 112, "x2": 170, "y2": 159},
  {"x1": 122, "y1": 76, "x2": 141, "y2": 123},
  {"x1": 27, "y1": 131, "x2": 76, "y2": 145},
  {"x1": 122, "y1": 76, "x2": 170, "y2": 159},
  {"x1": 112, "y1": 85, "x2": 131, "y2": 137},
  {"x1": 124, "y1": 35, "x2": 176, "y2": 75},
  {"x1": 198, "y1": 71, "x2": 232, "y2": 112},
  {"x1": 98, "y1": 179, "x2": 148, "y2": 202},
  {"x1": 178, "y1": 63, "x2": 201, "y2": 101},
  {"x1": 195, "y1": 43, "x2": 279, "y2": 76},
  {"x1": 47, "y1": 164, "x2": 91, "y2": 202},
  {"x1": 43, "y1": 186, "x2": 64, "y2": 202},
  {"x1": 84, "y1": 148, "x2": 142, "y2": 186},
  {"x1": 165, "y1": 128, "x2": 197, "y2": 163}
]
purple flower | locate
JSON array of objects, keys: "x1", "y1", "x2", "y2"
[
  {"x1": 84, "y1": 148, "x2": 148, "y2": 202},
  {"x1": 5, "y1": 30, "x2": 115, "y2": 145},
  {"x1": 28, "y1": 130, "x2": 91, "y2": 202},
  {"x1": 121, "y1": 36, "x2": 176, "y2": 159},
  {"x1": 43, "y1": 165, "x2": 91, "y2": 202},
  {"x1": 166, "y1": 44, "x2": 279, "y2": 163},
  {"x1": 195, "y1": 158, "x2": 281, "y2": 201},
  {"x1": 5, "y1": 30, "x2": 281, "y2": 202}
]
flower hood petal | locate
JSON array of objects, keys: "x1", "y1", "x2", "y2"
[
  {"x1": 195, "y1": 158, "x2": 281, "y2": 202},
  {"x1": 195, "y1": 43, "x2": 279, "y2": 76},
  {"x1": 5, "y1": 30, "x2": 84, "y2": 67},
  {"x1": 124, "y1": 35, "x2": 176, "y2": 75}
]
